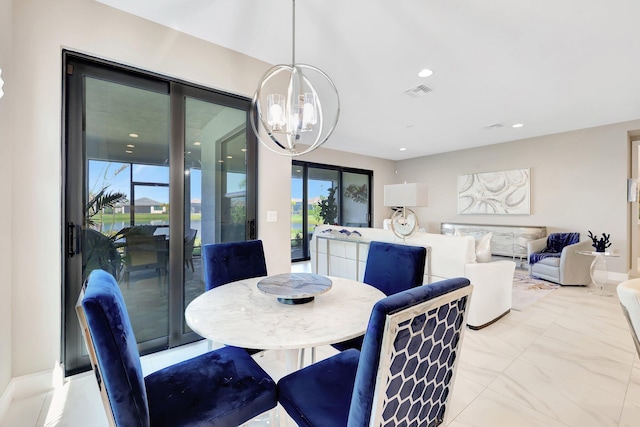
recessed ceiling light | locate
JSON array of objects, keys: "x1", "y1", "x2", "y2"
[
  {"x1": 127, "y1": 144, "x2": 135, "y2": 148},
  {"x1": 129, "y1": 133, "x2": 139, "y2": 138},
  {"x1": 241, "y1": 148, "x2": 247, "y2": 152},
  {"x1": 512, "y1": 123, "x2": 524, "y2": 128},
  {"x1": 418, "y1": 68, "x2": 434, "y2": 78},
  {"x1": 400, "y1": 147, "x2": 407, "y2": 151},
  {"x1": 226, "y1": 155, "x2": 233, "y2": 159},
  {"x1": 218, "y1": 160, "x2": 224, "y2": 163},
  {"x1": 194, "y1": 141, "x2": 201, "y2": 146},
  {"x1": 125, "y1": 150, "x2": 133, "y2": 154}
]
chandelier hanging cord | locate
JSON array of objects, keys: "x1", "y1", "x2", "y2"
[{"x1": 250, "y1": 0, "x2": 340, "y2": 156}]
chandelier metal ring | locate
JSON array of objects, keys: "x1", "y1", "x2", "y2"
[{"x1": 250, "y1": 63, "x2": 340, "y2": 156}]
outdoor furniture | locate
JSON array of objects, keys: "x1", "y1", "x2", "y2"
[
  {"x1": 76, "y1": 269, "x2": 277, "y2": 426},
  {"x1": 184, "y1": 228, "x2": 197, "y2": 272},
  {"x1": 278, "y1": 277, "x2": 473, "y2": 427},
  {"x1": 122, "y1": 234, "x2": 168, "y2": 288},
  {"x1": 332, "y1": 240, "x2": 426, "y2": 351}
]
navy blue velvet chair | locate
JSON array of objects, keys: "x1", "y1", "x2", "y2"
[
  {"x1": 278, "y1": 277, "x2": 472, "y2": 427},
  {"x1": 202, "y1": 240, "x2": 268, "y2": 354},
  {"x1": 202, "y1": 240, "x2": 267, "y2": 291},
  {"x1": 77, "y1": 269, "x2": 277, "y2": 427},
  {"x1": 332, "y1": 240, "x2": 427, "y2": 351}
]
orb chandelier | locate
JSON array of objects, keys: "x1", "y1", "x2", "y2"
[{"x1": 250, "y1": 0, "x2": 340, "y2": 156}]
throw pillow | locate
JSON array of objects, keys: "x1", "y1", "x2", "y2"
[{"x1": 455, "y1": 229, "x2": 493, "y2": 263}]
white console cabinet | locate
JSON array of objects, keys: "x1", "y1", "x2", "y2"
[{"x1": 313, "y1": 235, "x2": 370, "y2": 281}]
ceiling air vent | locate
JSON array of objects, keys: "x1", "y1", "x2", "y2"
[
  {"x1": 404, "y1": 85, "x2": 432, "y2": 97},
  {"x1": 483, "y1": 123, "x2": 504, "y2": 130}
]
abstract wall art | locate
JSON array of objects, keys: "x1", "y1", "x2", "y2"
[{"x1": 458, "y1": 168, "x2": 530, "y2": 215}]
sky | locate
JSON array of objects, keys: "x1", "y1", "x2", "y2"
[{"x1": 89, "y1": 160, "x2": 246, "y2": 204}]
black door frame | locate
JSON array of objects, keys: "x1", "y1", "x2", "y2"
[
  {"x1": 62, "y1": 51, "x2": 257, "y2": 376},
  {"x1": 291, "y1": 160, "x2": 372, "y2": 262}
]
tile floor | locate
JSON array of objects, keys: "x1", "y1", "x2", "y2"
[{"x1": 2, "y1": 266, "x2": 639, "y2": 427}]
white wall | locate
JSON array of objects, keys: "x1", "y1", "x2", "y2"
[
  {"x1": 0, "y1": 0, "x2": 13, "y2": 396},
  {"x1": 6, "y1": 0, "x2": 396, "y2": 384},
  {"x1": 396, "y1": 120, "x2": 640, "y2": 275},
  {"x1": 8, "y1": 0, "x2": 286, "y2": 379}
]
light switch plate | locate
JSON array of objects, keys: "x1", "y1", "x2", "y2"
[{"x1": 267, "y1": 211, "x2": 278, "y2": 222}]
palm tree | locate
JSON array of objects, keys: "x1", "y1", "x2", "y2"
[{"x1": 85, "y1": 187, "x2": 127, "y2": 231}]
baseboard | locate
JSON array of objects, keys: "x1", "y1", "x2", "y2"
[
  {"x1": 0, "y1": 365, "x2": 63, "y2": 422},
  {"x1": 0, "y1": 380, "x2": 14, "y2": 423}
]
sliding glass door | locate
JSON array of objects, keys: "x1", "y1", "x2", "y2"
[
  {"x1": 63, "y1": 52, "x2": 257, "y2": 375},
  {"x1": 291, "y1": 161, "x2": 372, "y2": 261}
]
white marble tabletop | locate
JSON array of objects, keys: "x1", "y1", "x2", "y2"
[{"x1": 185, "y1": 275, "x2": 385, "y2": 350}]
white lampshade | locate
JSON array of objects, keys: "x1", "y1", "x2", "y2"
[{"x1": 384, "y1": 183, "x2": 428, "y2": 207}]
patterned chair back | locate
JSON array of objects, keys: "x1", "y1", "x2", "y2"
[{"x1": 349, "y1": 277, "x2": 473, "y2": 426}]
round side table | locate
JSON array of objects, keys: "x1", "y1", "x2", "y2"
[{"x1": 578, "y1": 251, "x2": 619, "y2": 296}]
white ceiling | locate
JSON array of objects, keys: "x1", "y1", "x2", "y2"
[{"x1": 97, "y1": 0, "x2": 640, "y2": 161}]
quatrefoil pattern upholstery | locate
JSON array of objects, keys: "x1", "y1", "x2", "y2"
[{"x1": 278, "y1": 277, "x2": 472, "y2": 427}]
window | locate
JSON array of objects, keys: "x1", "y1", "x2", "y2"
[
  {"x1": 291, "y1": 161, "x2": 372, "y2": 261},
  {"x1": 62, "y1": 52, "x2": 257, "y2": 375}
]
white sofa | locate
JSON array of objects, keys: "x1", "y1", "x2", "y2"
[{"x1": 310, "y1": 225, "x2": 516, "y2": 329}]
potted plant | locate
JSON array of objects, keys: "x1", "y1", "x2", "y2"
[{"x1": 317, "y1": 187, "x2": 338, "y2": 225}]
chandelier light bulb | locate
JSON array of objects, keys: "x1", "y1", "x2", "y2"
[{"x1": 267, "y1": 94, "x2": 285, "y2": 130}]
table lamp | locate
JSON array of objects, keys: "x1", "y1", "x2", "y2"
[{"x1": 383, "y1": 183, "x2": 427, "y2": 239}]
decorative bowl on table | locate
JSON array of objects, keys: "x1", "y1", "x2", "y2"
[{"x1": 257, "y1": 273, "x2": 332, "y2": 304}]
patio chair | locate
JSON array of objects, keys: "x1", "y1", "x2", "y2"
[
  {"x1": 122, "y1": 234, "x2": 168, "y2": 288},
  {"x1": 184, "y1": 228, "x2": 197, "y2": 272},
  {"x1": 278, "y1": 277, "x2": 473, "y2": 427},
  {"x1": 76, "y1": 269, "x2": 277, "y2": 427}
]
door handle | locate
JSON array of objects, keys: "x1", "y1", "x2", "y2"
[{"x1": 67, "y1": 222, "x2": 81, "y2": 257}]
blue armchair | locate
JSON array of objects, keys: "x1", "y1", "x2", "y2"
[
  {"x1": 278, "y1": 277, "x2": 473, "y2": 427},
  {"x1": 332, "y1": 240, "x2": 426, "y2": 351},
  {"x1": 77, "y1": 269, "x2": 276, "y2": 426}
]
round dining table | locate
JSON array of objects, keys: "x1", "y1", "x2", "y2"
[{"x1": 185, "y1": 274, "x2": 385, "y2": 371}]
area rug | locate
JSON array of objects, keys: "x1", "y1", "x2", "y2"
[{"x1": 512, "y1": 269, "x2": 559, "y2": 311}]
